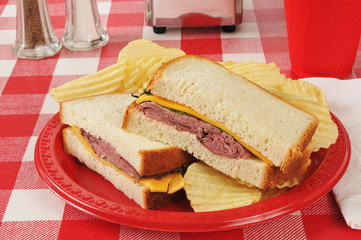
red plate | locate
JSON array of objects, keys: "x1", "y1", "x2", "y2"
[{"x1": 35, "y1": 112, "x2": 350, "y2": 232}]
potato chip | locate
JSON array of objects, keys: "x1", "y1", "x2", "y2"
[
  {"x1": 50, "y1": 59, "x2": 128, "y2": 102},
  {"x1": 221, "y1": 61, "x2": 287, "y2": 89},
  {"x1": 276, "y1": 176, "x2": 303, "y2": 188},
  {"x1": 184, "y1": 162, "x2": 262, "y2": 212},
  {"x1": 117, "y1": 39, "x2": 185, "y2": 62},
  {"x1": 117, "y1": 40, "x2": 186, "y2": 93},
  {"x1": 261, "y1": 188, "x2": 289, "y2": 201},
  {"x1": 130, "y1": 57, "x2": 168, "y2": 91}
]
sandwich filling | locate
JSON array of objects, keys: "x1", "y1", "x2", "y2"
[
  {"x1": 70, "y1": 126, "x2": 184, "y2": 194},
  {"x1": 138, "y1": 101, "x2": 254, "y2": 159},
  {"x1": 134, "y1": 94, "x2": 274, "y2": 164},
  {"x1": 80, "y1": 129, "x2": 141, "y2": 179}
]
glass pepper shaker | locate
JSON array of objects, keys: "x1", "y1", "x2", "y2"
[
  {"x1": 13, "y1": 0, "x2": 62, "y2": 59},
  {"x1": 62, "y1": 0, "x2": 109, "y2": 51}
]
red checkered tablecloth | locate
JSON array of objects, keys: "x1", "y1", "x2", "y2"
[{"x1": 1, "y1": 0, "x2": 361, "y2": 239}]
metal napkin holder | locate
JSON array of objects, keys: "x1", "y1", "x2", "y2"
[{"x1": 145, "y1": 0, "x2": 243, "y2": 33}]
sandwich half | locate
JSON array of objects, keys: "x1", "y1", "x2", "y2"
[
  {"x1": 60, "y1": 93, "x2": 194, "y2": 209},
  {"x1": 122, "y1": 55, "x2": 319, "y2": 189}
]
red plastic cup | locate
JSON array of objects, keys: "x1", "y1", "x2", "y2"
[{"x1": 284, "y1": 0, "x2": 361, "y2": 79}]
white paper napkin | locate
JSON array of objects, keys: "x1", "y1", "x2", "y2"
[{"x1": 301, "y1": 77, "x2": 361, "y2": 229}]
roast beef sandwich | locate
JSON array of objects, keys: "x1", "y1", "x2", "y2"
[
  {"x1": 122, "y1": 55, "x2": 319, "y2": 189},
  {"x1": 60, "y1": 93, "x2": 194, "y2": 209}
]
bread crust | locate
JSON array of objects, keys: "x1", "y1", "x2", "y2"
[
  {"x1": 140, "y1": 147, "x2": 194, "y2": 176},
  {"x1": 264, "y1": 146, "x2": 312, "y2": 189},
  {"x1": 147, "y1": 55, "x2": 226, "y2": 91},
  {"x1": 280, "y1": 121, "x2": 317, "y2": 173},
  {"x1": 145, "y1": 189, "x2": 186, "y2": 210},
  {"x1": 122, "y1": 100, "x2": 138, "y2": 131}
]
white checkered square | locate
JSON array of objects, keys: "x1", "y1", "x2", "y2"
[
  {"x1": 221, "y1": 23, "x2": 260, "y2": 39},
  {"x1": 97, "y1": 1, "x2": 112, "y2": 15},
  {"x1": 243, "y1": 0, "x2": 254, "y2": 10},
  {"x1": 3, "y1": 189, "x2": 65, "y2": 221},
  {"x1": 53, "y1": 58, "x2": 100, "y2": 76},
  {"x1": 40, "y1": 94, "x2": 60, "y2": 114},
  {"x1": 142, "y1": 26, "x2": 182, "y2": 40},
  {"x1": 0, "y1": 60, "x2": 16, "y2": 77},
  {"x1": 223, "y1": 53, "x2": 266, "y2": 63},
  {"x1": 22, "y1": 136, "x2": 38, "y2": 162},
  {"x1": 1, "y1": 4, "x2": 16, "y2": 17},
  {"x1": 0, "y1": 30, "x2": 16, "y2": 44}
]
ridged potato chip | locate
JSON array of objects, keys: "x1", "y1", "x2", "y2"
[
  {"x1": 184, "y1": 162, "x2": 262, "y2": 212},
  {"x1": 117, "y1": 40, "x2": 186, "y2": 93},
  {"x1": 117, "y1": 39, "x2": 185, "y2": 62},
  {"x1": 221, "y1": 61, "x2": 287, "y2": 90},
  {"x1": 126, "y1": 56, "x2": 180, "y2": 93},
  {"x1": 50, "y1": 59, "x2": 128, "y2": 102},
  {"x1": 261, "y1": 188, "x2": 289, "y2": 201}
]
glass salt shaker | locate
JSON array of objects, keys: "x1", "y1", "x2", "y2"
[
  {"x1": 13, "y1": 0, "x2": 62, "y2": 59},
  {"x1": 62, "y1": 0, "x2": 109, "y2": 51}
]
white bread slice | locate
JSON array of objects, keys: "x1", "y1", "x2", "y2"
[
  {"x1": 145, "y1": 55, "x2": 319, "y2": 172},
  {"x1": 63, "y1": 127, "x2": 184, "y2": 209},
  {"x1": 123, "y1": 102, "x2": 312, "y2": 189},
  {"x1": 60, "y1": 93, "x2": 193, "y2": 176}
]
